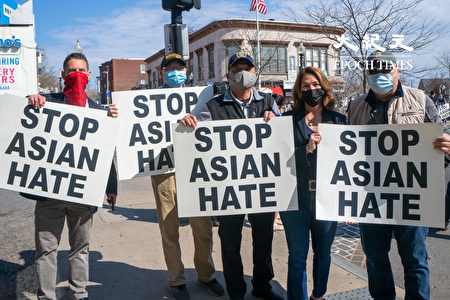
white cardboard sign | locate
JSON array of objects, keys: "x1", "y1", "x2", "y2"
[
  {"x1": 438, "y1": 103, "x2": 449, "y2": 120},
  {"x1": 0, "y1": 94, "x2": 119, "y2": 207},
  {"x1": 113, "y1": 86, "x2": 213, "y2": 180},
  {"x1": 173, "y1": 117, "x2": 298, "y2": 217},
  {"x1": 316, "y1": 123, "x2": 445, "y2": 227}
]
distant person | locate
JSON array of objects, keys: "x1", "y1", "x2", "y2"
[
  {"x1": 437, "y1": 94, "x2": 446, "y2": 107},
  {"x1": 27, "y1": 52, "x2": 118, "y2": 300},
  {"x1": 348, "y1": 50, "x2": 450, "y2": 300},
  {"x1": 280, "y1": 67, "x2": 346, "y2": 300},
  {"x1": 181, "y1": 52, "x2": 282, "y2": 300},
  {"x1": 429, "y1": 90, "x2": 436, "y2": 104},
  {"x1": 150, "y1": 53, "x2": 224, "y2": 300},
  {"x1": 273, "y1": 93, "x2": 287, "y2": 113}
]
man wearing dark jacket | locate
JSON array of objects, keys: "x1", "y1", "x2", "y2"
[
  {"x1": 181, "y1": 52, "x2": 282, "y2": 300},
  {"x1": 27, "y1": 52, "x2": 118, "y2": 300}
]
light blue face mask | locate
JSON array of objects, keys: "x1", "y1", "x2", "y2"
[
  {"x1": 368, "y1": 73, "x2": 395, "y2": 94},
  {"x1": 166, "y1": 70, "x2": 187, "y2": 87}
]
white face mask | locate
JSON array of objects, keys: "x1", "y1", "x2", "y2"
[{"x1": 228, "y1": 70, "x2": 257, "y2": 89}]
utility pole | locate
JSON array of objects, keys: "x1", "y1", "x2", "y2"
[{"x1": 162, "y1": 0, "x2": 201, "y2": 58}]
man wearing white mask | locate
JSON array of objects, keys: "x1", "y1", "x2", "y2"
[
  {"x1": 151, "y1": 53, "x2": 224, "y2": 300},
  {"x1": 348, "y1": 50, "x2": 450, "y2": 300},
  {"x1": 181, "y1": 52, "x2": 282, "y2": 300}
]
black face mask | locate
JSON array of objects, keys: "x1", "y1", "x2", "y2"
[{"x1": 302, "y1": 88, "x2": 324, "y2": 107}]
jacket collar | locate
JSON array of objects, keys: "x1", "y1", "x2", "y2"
[
  {"x1": 223, "y1": 87, "x2": 262, "y2": 103},
  {"x1": 366, "y1": 81, "x2": 404, "y2": 108},
  {"x1": 292, "y1": 106, "x2": 334, "y2": 141}
]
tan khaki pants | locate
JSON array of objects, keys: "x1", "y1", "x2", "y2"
[
  {"x1": 35, "y1": 199, "x2": 93, "y2": 300},
  {"x1": 151, "y1": 173, "x2": 215, "y2": 286}
]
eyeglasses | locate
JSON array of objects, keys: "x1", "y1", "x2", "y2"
[
  {"x1": 367, "y1": 61, "x2": 395, "y2": 75},
  {"x1": 367, "y1": 67, "x2": 394, "y2": 75}
]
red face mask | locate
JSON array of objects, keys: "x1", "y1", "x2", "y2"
[{"x1": 63, "y1": 71, "x2": 89, "y2": 107}]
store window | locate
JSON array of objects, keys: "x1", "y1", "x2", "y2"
[
  {"x1": 196, "y1": 49, "x2": 204, "y2": 81},
  {"x1": 304, "y1": 47, "x2": 328, "y2": 75},
  {"x1": 207, "y1": 45, "x2": 215, "y2": 79},
  {"x1": 226, "y1": 45, "x2": 241, "y2": 58},
  {"x1": 186, "y1": 52, "x2": 193, "y2": 85},
  {"x1": 259, "y1": 45, "x2": 287, "y2": 74}
]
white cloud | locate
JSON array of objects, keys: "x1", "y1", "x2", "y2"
[
  {"x1": 40, "y1": 0, "x2": 448, "y2": 87},
  {"x1": 40, "y1": 2, "x2": 167, "y2": 82}
]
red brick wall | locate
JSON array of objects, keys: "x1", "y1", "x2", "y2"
[
  {"x1": 111, "y1": 59, "x2": 148, "y2": 91},
  {"x1": 99, "y1": 59, "x2": 148, "y2": 104}
]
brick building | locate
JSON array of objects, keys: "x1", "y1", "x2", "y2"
[
  {"x1": 98, "y1": 58, "x2": 148, "y2": 104},
  {"x1": 145, "y1": 19, "x2": 344, "y2": 101}
]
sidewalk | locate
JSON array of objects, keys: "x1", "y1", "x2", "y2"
[{"x1": 24, "y1": 176, "x2": 404, "y2": 299}]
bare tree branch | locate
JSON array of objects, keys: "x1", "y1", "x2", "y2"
[
  {"x1": 435, "y1": 51, "x2": 450, "y2": 78},
  {"x1": 298, "y1": 0, "x2": 445, "y2": 92}
]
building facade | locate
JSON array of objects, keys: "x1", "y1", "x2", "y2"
[
  {"x1": 98, "y1": 58, "x2": 148, "y2": 104},
  {"x1": 145, "y1": 19, "x2": 344, "y2": 99},
  {"x1": 418, "y1": 78, "x2": 450, "y2": 97}
]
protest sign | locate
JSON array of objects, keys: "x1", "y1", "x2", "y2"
[
  {"x1": 316, "y1": 123, "x2": 445, "y2": 227},
  {"x1": 438, "y1": 103, "x2": 449, "y2": 120},
  {"x1": 113, "y1": 86, "x2": 213, "y2": 180},
  {"x1": 172, "y1": 117, "x2": 298, "y2": 217},
  {"x1": 0, "y1": 94, "x2": 119, "y2": 207}
]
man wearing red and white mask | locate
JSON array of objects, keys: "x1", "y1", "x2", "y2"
[{"x1": 27, "y1": 52, "x2": 118, "y2": 300}]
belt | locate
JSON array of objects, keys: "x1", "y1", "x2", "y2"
[{"x1": 308, "y1": 180, "x2": 316, "y2": 191}]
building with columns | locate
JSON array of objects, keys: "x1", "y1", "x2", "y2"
[{"x1": 145, "y1": 19, "x2": 345, "y2": 99}]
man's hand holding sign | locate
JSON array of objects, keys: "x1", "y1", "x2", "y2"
[
  {"x1": 0, "y1": 94, "x2": 119, "y2": 207},
  {"x1": 174, "y1": 117, "x2": 298, "y2": 217},
  {"x1": 316, "y1": 123, "x2": 446, "y2": 228}
]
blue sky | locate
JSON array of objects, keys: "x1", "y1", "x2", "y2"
[{"x1": 31, "y1": 0, "x2": 450, "y2": 85}]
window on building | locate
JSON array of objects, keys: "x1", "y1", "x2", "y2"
[
  {"x1": 141, "y1": 79, "x2": 146, "y2": 85},
  {"x1": 226, "y1": 45, "x2": 241, "y2": 58},
  {"x1": 187, "y1": 52, "x2": 193, "y2": 85},
  {"x1": 304, "y1": 47, "x2": 328, "y2": 75},
  {"x1": 140, "y1": 64, "x2": 146, "y2": 74},
  {"x1": 197, "y1": 50, "x2": 204, "y2": 81},
  {"x1": 207, "y1": 45, "x2": 215, "y2": 79},
  {"x1": 259, "y1": 45, "x2": 287, "y2": 74},
  {"x1": 157, "y1": 71, "x2": 163, "y2": 87},
  {"x1": 335, "y1": 49, "x2": 341, "y2": 76}
]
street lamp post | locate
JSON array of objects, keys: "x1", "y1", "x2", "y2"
[
  {"x1": 298, "y1": 41, "x2": 305, "y2": 71},
  {"x1": 102, "y1": 70, "x2": 109, "y2": 104},
  {"x1": 58, "y1": 71, "x2": 63, "y2": 93}
]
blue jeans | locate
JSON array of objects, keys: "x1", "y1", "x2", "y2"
[
  {"x1": 280, "y1": 209, "x2": 337, "y2": 300},
  {"x1": 359, "y1": 224, "x2": 430, "y2": 300}
]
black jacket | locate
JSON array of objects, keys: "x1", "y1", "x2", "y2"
[
  {"x1": 284, "y1": 106, "x2": 346, "y2": 210},
  {"x1": 21, "y1": 93, "x2": 118, "y2": 202},
  {"x1": 205, "y1": 89, "x2": 276, "y2": 120}
]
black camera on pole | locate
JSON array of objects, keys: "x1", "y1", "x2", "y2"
[
  {"x1": 162, "y1": 0, "x2": 201, "y2": 12},
  {"x1": 161, "y1": 0, "x2": 200, "y2": 59}
]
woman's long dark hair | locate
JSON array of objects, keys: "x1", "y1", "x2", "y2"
[{"x1": 292, "y1": 66, "x2": 334, "y2": 110}]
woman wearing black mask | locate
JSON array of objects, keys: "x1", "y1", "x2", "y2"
[{"x1": 280, "y1": 67, "x2": 346, "y2": 300}]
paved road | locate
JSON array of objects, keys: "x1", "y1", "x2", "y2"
[
  {"x1": 0, "y1": 189, "x2": 36, "y2": 299},
  {"x1": 0, "y1": 176, "x2": 449, "y2": 299}
]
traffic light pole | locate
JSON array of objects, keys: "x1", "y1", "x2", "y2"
[{"x1": 171, "y1": 9, "x2": 183, "y2": 56}]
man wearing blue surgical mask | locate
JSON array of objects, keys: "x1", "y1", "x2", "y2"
[
  {"x1": 161, "y1": 53, "x2": 188, "y2": 88},
  {"x1": 349, "y1": 50, "x2": 450, "y2": 300},
  {"x1": 150, "y1": 54, "x2": 225, "y2": 300}
]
